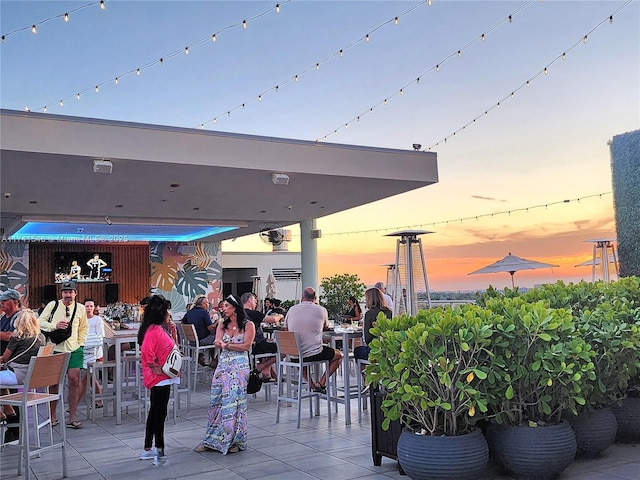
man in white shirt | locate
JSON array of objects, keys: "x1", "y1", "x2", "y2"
[
  {"x1": 79, "y1": 299, "x2": 105, "y2": 409},
  {"x1": 283, "y1": 287, "x2": 342, "y2": 394},
  {"x1": 375, "y1": 281, "x2": 394, "y2": 312}
]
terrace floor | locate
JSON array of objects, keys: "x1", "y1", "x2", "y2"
[{"x1": 1, "y1": 380, "x2": 638, "y2": 480}]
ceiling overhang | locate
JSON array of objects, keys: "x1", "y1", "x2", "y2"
[{"x1": 0, "y1": 109, "x2": 438, "y2": 242}]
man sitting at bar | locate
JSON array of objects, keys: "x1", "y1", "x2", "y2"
[{"x1": 283, "y1": 287, "x2": 342, "y2": 394}]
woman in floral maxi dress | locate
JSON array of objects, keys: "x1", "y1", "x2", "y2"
[{"x1": 194, "y1": 294, "x2": 255, "y2": 454}]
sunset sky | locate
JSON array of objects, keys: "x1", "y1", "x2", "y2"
[{"x1": 2, "y1": 1, "x2": 638, "y2": 291}]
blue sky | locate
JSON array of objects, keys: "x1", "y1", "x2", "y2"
[{"x1": 2, "y1": 1, "x2": 638, "y2": 289}]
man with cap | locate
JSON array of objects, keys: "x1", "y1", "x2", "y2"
[
  {"x1": 0, "y1": 288, "x2": 24, "y2": 443},
  {"x1": 39, "y1": 281, "x2": 88, "y2": 428},
  {"x1": 0, "y1": 289, "x2": 22, "y2": 355}
]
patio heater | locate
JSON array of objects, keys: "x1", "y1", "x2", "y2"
[
  {"x1": 386, "y1": 230, "x2": 433, "y2": 316},
  {"x1": 584, "y1": 238, "x2": 619, "y2": 283},
  {"x1": 382, "y1": 263, "x2": 396, "y2": 301}
]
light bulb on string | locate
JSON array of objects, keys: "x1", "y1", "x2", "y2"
[
  {"x1": 365, "y1": 34, "x2": 370, "y2": 42},
  {"x1": 242, "y1": 103, "x2": 245, "y2": 109},
  {"x1": 275, "y1": 85, "x2": 279, "y2": 92},
  {"x1": 384, "y1": 99, "x2": 388, "y2": 105},
  {"x1": 276, "y1": 3, "x2": 280, "y2": 13},
  {"x1": 64, "y1": 13, "x2": 69, "y2": 22},
  {"x1": 394, "y1": 16, "x2": 399, "y2": 25},
  {"x1": 609, "y1": 15, "x2": 613, "y2": 23},
  {"x1": 136, "y1": 68, "x2": 140, "y2": 76},
  {"x1": 400, "y1": 89, "x2": 404, "y2": 95},
  {"x1": 416, "y1": 77, "x2": 420, "y2": 85},
  {"x1": 100, "y1": 0, "x2": 105, "y2": 10},
  {"x1": 1, "y1": 36, "x2": 5, "y2": 43},
  {"x1": 481, "y1": 33, "x2": 485, "y2": 41},
  {"x1": 211, "y1": 34, "x2": 217, "y2": 42},
  {"x1": 562, "y1": 52, "x2": 566, "y2": 60},
  {"x1": 114, "y1": 77, "x2": 119, "y2": 84},
  {"x1": 428, "y1": 0, "x2": 432, "y2": 5},
  {"x1": 43, "y1": 106, "x2": 47, "y2": 112},
  {"x1": 227, "y1": 111, "x2": 231, "y2": 117},
  {"x1": 508, "y1": 15, "x2": 512, "y2": 23},
  {"x1": 24, "y1": 107, "x2": 29, "y2": 112},
  {"x1": 526, "y1": 80, "x2": 530, "y2": 87},
  {"x1": 76, "y1": 93, "x2": 80, "y2": 100},
  {"x1": 497, "y1": 102, "x2": 501, "y2": 108},
  {"x1": 436, "y1": 64, "x2": 440, "y2": 72},
  {"x1": 213, "y1": 118, "x2": 217, "y2": 124},
  {"x1": 294, "y1": 75, "x2": 298, "y2": 81},
  {"x1": 184, "y1": 47, "x2": 189, "y2": 55},
  {"x1": 258, "y1": 95, "x2": 262, "y2": 101},
  {"x1": 243, "y1": 19, "x2": 247, "y2": 29},
  {"x1": 59, "y1": 100, "x2": 63, "y2": 106},
  {"x1": 544, "y1": 67, "x2": 548, "y2": 75},
  {"x1": 583, "y1": 35, "x2": 588, "y2": 43},
  {"x1": 339, "y1": 49, "x2": 343, "y2": 57},
  {"x1": 95, "y1": 86, "x2": 99, "y2": 92},
  {"x1": 315, "y1": 63, "x2": 320, "y2": 70},
  {"x1": 457, "y1": 50, "x2": 462, "y2": 57},
  {"x1": 31, "y1": 25, "x2": 37, "y2": 34},
  {"x1": 160, "y1": 58, "x2": 163, "y2": 65},
  {"x1": 511, "y1": 92, "x2": 514, "y2": 98}
]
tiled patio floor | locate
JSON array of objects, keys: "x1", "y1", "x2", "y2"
[{"x1": 1, "y1": 380, "x2": 638, "y2": 480}]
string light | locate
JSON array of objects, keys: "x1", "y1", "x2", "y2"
[
  {"x1": 276, "y1": 3, "x2": 280, "y2": 13},
  {"x1": 197, "y1": 1, "x2": 430, "y2": 129},
  {"x1": 583, "y1": 35, "x2": 588, "y2": 43},
  {"x1": 2, "y1": 1, "x2": 104, "y2": 43},
  {"x1": 95, "y1": 85, "x2": 99, "y2": 92},
  {"x1": 100, "y1": 0, "x2": 105, "y2": 10},
  {"x1": 34, "y1": 2, "x2": 287, "y2": 114},
  {"x1": 481, "y1": 33, "x2": 485, "y2": 41},
  {"x1": 243, "y1": 19, "x2": 247, "y2": 29},
  {"x1": 317, "y1": 192, "x2": 612, "y2": 238},
  {"x1": 59, "y1": 100, "x2": 63, "y2": 106},
  {"x1": 43, "y1": 106, "x2": 47, "y2": 112},
  {"x1": 395, "y1": 16, "x2": 399, "y2": 25},
  {"x1": 418, "y1": 1, "x2": 632, "y2": 150},
  {"x1": 76, "y1": 93, "x2": 80, "y2": 100},
  {"x1": 318, "y1": 1, "x2": 539, "y2": 141}
]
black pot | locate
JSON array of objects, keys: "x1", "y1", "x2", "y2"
[
  {"x1": 611, "y1": 397, "x2": 640, "y2": 442},
  {"x1": 567, "y1": 407, "x2": 617, "y2": 458},
  {"x1": 486, "y1": 421, "x2": 576, "y2": 480},
  {"x1": 397, "y1": 428, "x2": 488, "y2": 480}
]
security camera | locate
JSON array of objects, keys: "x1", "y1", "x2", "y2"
[
  {"x1": 104, "y1": 216, "x2": 112, "y2": 225},
  {"x1": 412, "y1": 144, "x2": 422, "y2": 151},
  {"x1": 3, "y1": 193, "x2": 11, "y2": 198}
]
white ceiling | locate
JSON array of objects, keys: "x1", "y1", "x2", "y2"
[{"x1": 0, "y1": 109, "x2": 438, "y2": 242}]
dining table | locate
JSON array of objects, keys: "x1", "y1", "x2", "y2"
[
  {"x1": 322, "y1": 327, "x2": 363, "y2": 426},
  {"x1": 102, "y1": 324, "x2": 140, "y2": 425}
]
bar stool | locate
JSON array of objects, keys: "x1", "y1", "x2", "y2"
[
  {"x1": 249, "y1": 352, "x2": 276, "y2": 402},
  {"x1": 274, "y1": 331, "x2": 331, "y2": 428},
  {"x1": 356, "y1": 358, "x2": 371, "y2": 423},
  {"x1": 86, "y1": 360, "x2": 117, "y2": 421}
]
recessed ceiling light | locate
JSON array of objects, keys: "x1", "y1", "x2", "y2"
[
  {"x1": 29, "y1": 200, "x2": 37, "y2": 204},
  {"x1": 170, "y1": 183, "x2": 180, "y2": 188},
  {"x1": 310, "y1": 201, "x2": 317, "y2": 205},
  {"x1": 192, "y1": 207, "x2": 200, "y2": 211},
  {"x1": 115, "y1": 204, "x2": 123, "y2": 208},
  {"x1": 259, "y1": 210, "x2": 267, "y2": 213}
]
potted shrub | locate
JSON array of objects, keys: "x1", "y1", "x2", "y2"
[
  {"x1": 367, "y1": 304, "x2": 496, "y2": 480},
  {"x1": 482, "y1": 297, "x2": 595, "y2": 479}
]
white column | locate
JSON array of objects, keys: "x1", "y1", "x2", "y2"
[{"x1": 300, "y1": 219, "x2": 319, "y2": 294}]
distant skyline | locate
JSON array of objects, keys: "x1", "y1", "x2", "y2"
[{"x1": 2, "y1": 1, "x2": 638, "y2": 291}]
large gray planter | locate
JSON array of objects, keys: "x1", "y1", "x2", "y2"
[
  {"x1": 567, "y1": 407, "x2": 617, "y2": 458},
  {"x1": 397, "y1": 428, "x2": 488, "y2": 480}
]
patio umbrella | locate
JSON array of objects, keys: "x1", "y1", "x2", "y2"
[
  {"x1": 469, "y1": 253, "x2": 558, "y2": 288},
  {"x1": 266, "y1": 273, "x2": 278, "y2": 299}
]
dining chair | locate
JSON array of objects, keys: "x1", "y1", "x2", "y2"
[
  {"x1": 0, "y1": 352, "x2": 71, "y2": 480},
  {"x1": 0, "y1": 344, "x2": 57, "y2": 449},
  {"x1": 179, "y1": 323, "x2": 217, "y2": 391},
  {"x1": 249, "y1": 351, "x2": 276, "y2": 402},
  {"x1": 356, "y1": 358, "x2": 371, "y2": 423},
  {"x1": 274, "y1": 330, "x2": 331, "y2": 428}
]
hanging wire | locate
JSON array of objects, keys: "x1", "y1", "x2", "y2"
[
  {"x1": 316, "y1": 0, "x2": 538, "y2": 141},
  {"x1": 313, "y1": 192, "x2": 612, "y2": 238},
  {"x1": 196, "y1": 1, "x2": 431, "y2": 128},
  {"x1": 30, "y1": 1, "x2": 289, "y2": 114},
  {"x1": 1, "y1": 1, "x2": 103, "y2": 43}
]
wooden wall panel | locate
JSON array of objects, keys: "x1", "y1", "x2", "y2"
[{"x1": 29, "y1": 243, "x2": 150, "y2": 307}]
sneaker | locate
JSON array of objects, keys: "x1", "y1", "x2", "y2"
[
  {"x1": 153, "y1": 449, "x2": 167, "y2": 466},
  {"x1": 140, "y1": 448, "x2": 157, "y2": 460}
]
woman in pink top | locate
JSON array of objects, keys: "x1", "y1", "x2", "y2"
[{"x1": 137, "y1": 295, "x2": 178, "y2": 465}]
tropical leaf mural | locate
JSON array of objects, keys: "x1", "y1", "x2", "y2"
[
  {"x1": 149, "y1": 241, "x2": 222, "y2": 320},
  {"x1": 0, "y1": 241, "x2": 29, "y2": 304}
]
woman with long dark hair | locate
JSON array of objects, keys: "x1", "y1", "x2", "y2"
[
  {"x1": 194, "y1": 294, "x2": 255, "y2": 454},
  {"x1": 137, "y1": 294, "x2": 178, "y2": 465}
]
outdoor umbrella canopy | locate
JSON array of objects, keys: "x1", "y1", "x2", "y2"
[
  {"x1": 266, "y1": 273, "x2": 278, "y2": 299},
  {"x1": 469, "y1": 253, "x2": 559, "y2": 287}
]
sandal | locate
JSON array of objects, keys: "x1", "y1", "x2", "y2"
[
  {"x1": 67, "y1": 420, "x2": 82, "y2": 429},
  {"x1": 51, "y1": 419, "x2": 60, "y2": 427},
  {"x1": 312, "y1": 384, "x2": 327, "y2": 395}
]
